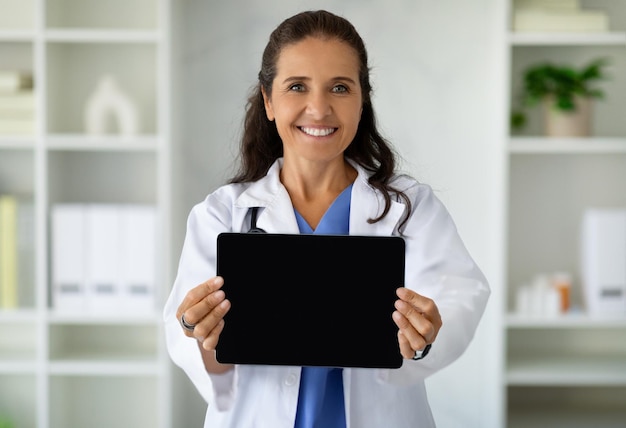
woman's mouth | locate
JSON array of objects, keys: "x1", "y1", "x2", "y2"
[{"x1": 299, "y1": 126, "x2": 337, "y2": 137}]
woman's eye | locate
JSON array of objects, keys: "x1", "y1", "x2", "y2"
[
  {"x1": 332, "y1": 85, "x2": 348, "y2": 94},
  {"x1": 289, "y1": 84, "x2": 305, "y2": 92}
]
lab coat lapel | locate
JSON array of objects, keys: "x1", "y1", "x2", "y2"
[
  {"x1": 235, "y1": 160, "x2": 300, "y2": 234},
  {"x1": 349, "y1": 167, "x2": 406, "y2": 237}
]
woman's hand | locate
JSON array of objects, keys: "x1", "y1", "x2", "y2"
[
  {"x1": 177, "y1": 276, "x2": 231, "y2": 353},
  {"x1": 392, "y1": 287, "x2": 442, "y2": 360}
]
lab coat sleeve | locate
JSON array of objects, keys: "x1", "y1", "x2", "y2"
[
  {"x1": 163, "y1": 193, "x2": 239, "y2": 410},
  {"x1": 378, "y1": 184, "x2": 490, "y2": 385}
]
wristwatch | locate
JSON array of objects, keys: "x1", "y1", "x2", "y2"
[{"x1": 412, "y1": 344, "x2": 432, "y2": 360}]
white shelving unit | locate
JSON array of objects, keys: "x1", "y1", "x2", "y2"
[
  {"x1": 504, "y1": 1, "x2": 626, "y2": 427},
  {"x1": 0, "y1": 1, "x2": 172, "y2": 427}
]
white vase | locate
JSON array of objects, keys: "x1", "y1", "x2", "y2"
[
  {"x1": 84, "y1": 75, "x2": 140, "y2": 136},
  {"x1": 543, "y1": 96, "x2": 591, "y2": 137}
]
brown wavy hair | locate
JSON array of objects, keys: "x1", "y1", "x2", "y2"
[{"x1": 229, "y1": 10, "x2": 411, "y2": 225}]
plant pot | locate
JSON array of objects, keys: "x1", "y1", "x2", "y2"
[{"x1": 543, "y1": 96, "x2": 592, "y2": 137}]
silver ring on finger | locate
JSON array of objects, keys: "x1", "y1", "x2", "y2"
[
  {"x1": 412, "y1": 344, "x2": 432, "y2": 361},
  {"x1": 180, "y1": 313, "x2": 196, "y2": 332}
]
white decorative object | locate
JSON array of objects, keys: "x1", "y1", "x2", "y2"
[{"x1": 84, "y1": 75, "x2": 140, "y2": 136}]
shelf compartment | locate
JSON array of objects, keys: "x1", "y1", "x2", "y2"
[
  {"x1": 0, "y1": 316, "x2": 37, "y2": 368},
  {"x1": 510, "y1": 45, "x2": 626, "y2": 138},
  {"x1": 45, "y1": 0, "x2": 158, "y2": 30},
  {"x1": 48, "y1": 323, "x2": 159, "y2": 363},
  {"x1": 507, "y1": 328, "x2": 626, "y2": 386},
  {"x1": 46, "y1": 42, "x2": 157, "y2": 134},
  {"x1": 507, "y1": 153, "x2": 626, "y2": 312},
  {"x1": 508, "y1": 386, "x2": 626, "y2": 428},
  {"x1": 47, "y1": 150, "x2": 157, "y2": 205},
  {"x1": 49, "y1": 375, "x2": 159, "y2": 428},
  {"x1": 0, "y1": 373, "x2": 37, "y2": 428}
]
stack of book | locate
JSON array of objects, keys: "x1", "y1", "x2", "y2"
[
  {"x1": 513, "y1": 0, "x2": 609, "y2": 32},
  {"x1": 0, "y1": 70, "x2": 35, "y2": 136},
  {"x1": 51, "y1": 203, "x2": 158, "y2": 316},
  {"x1": 0, "y1": 194, "x2": 34, "y2": 309}
]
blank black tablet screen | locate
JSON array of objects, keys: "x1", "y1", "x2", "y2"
[{"x1": 215, "y1": 232, "x2": 405, "y2": 369}]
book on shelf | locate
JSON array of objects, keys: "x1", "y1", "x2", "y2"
[
  {"x1": 0, "y1": 90, "x2": 35, "y2": 112},
  {"x1": 51, "y1": 203, "x2": 157, "y2": 316},
  {"x1": 0, "y1": 70, "x2": 34, "y2": 94},
  {"x1": 0, "y1": 194, "x2": 34, "y2": 309},
  {"x1": 0, "y1": 119, "x2": 35, "y2": 135},
  {"x1": 0, "y1": 89, "x2": 35, "y2": 135},
  {"x1": 513, "y1": 0, "x2": 609, "y2": 32},
  {"x1": 0, "y1": 196, "x2": 17, "y2": 309}
]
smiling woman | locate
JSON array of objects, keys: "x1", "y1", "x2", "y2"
[{"x1": 163, "y1": 9, "x2": 490, "y2": 428}]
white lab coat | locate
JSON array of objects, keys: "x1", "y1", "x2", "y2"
[{"x1": 164, "y1": 158, "x2": 490, "y2": 428}]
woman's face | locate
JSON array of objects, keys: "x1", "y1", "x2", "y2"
[{"x1": 262, "y1": 37, "x2": 363, "y2": 165}]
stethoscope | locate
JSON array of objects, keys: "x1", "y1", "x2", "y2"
[{"x1": 248, "y1": 207, "x2": 266, "y2": 233}]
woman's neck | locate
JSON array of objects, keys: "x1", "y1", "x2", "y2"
[{"x1": 280, "y1": 157, "x2": 357, "y2": 229}]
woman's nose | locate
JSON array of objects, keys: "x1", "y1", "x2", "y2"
[{"x1": 305, "y1": 91, "x2": 332, "y2": 118}]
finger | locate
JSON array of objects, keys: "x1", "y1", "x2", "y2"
[
  {"x1": 396, "y1": 287, "x2": 442, "y2": 337},
  {"x1": 192, "y1": 298, "x2": 231, "y2": 340},
  {"x1": 177, "y1": 276, "x2": 225, "y2": 324},
  {"x1": 200, "y1": 319, "x2": 226, "y2": 351},
  {"x1": 392, "y1": 310, "x2": 429, "y2": 352},
  {"x1": 394, "y1": 299, "x2": 436, "y2": 343},
  {"x1": 397, "y1": 330, "x2": 415, "y2": 360},
  {"x1": 396, "y1": 287, "x2": 436, "y2": 317},
  {"x1": 180, "y1": 276, "x2": 225, "y2": 313}
]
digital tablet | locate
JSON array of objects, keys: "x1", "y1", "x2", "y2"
[{"x1": 215, "y1": 232, "x2": 405, "y2": 368}]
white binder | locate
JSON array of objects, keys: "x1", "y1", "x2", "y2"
[
  {"x1": 85, "y1": 205, "x2": 121, "y2": 314},
  {"x1": 51, "y1": 204, "x2": 87, "y2": 312},
  {"x1": 120, "y1": 205, "x2": 156, "y2": 314},
  {"x1": 581, "y1": 209, "x2": 626, "y2": 314}
]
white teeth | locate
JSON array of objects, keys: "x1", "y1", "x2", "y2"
[{"x1": 300, "y1": 127, "x2": 336, "y2": 137}]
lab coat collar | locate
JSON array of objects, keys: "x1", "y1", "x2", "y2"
[{"x1": 235, "y1": 158, "x2": 406, "y2": 236}]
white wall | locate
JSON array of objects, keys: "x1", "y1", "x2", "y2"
[{"x1": 173, "y1": 1, "x2": 506, "y2": 426}]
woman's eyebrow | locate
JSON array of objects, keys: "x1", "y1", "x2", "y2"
[{"x1": 281, "y1": 76, "x2": 357, "y2": 85}]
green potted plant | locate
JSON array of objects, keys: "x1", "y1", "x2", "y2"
[{"x1": 511, "y1": 58, "x2": 609, "y2": 137}]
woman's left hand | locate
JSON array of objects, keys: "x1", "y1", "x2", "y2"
[{"x1": 392, "y1": 287, "x2": 442, "y2": 360}]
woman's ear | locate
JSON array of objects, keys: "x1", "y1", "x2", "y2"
[{"x1": 261, "y1": 86, "x2": 275, "y2": 121}]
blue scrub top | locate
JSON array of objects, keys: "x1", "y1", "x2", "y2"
[{"x1": 293, "y1": 184, "x2": 352, "y2": 428}]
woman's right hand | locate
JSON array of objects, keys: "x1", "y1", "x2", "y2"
[{"x1": 177, "y1": 276, "x2": 231, "y2": 352}]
